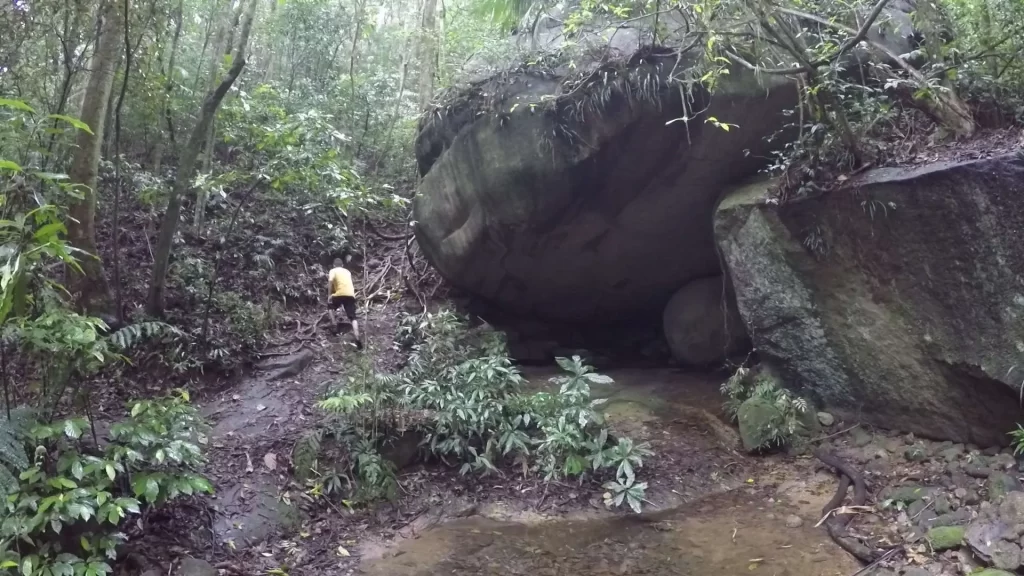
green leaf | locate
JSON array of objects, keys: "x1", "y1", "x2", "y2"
[
  {"x1": 47, "y1": 114, "x2": 93, "y2": 134},
  {"x1": 64, "y1": 419, "x2": 82, "y2": 439},
  {"x1": 71, "y1": 460, "x2": 84, "y2": 480},
  {"x1": 33, "y1": 172, "x2": 69, "y2": 181},
  {"x1": 20, "y1": 556, "x2": 32, "y2": 576},
  {"x1": 144, "y1": 478, "x2": 159, "y2": 503},
  {"x1": 0, "y1": 160, "x2": 23, "y2": 172},
  {"x1": 0, "y1": 98, "x2": 35, "y2": 113},
  {"x1": 105, "y1": 464, "x2": 115, "y2": 482}
]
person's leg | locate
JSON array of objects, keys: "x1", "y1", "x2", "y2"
[
  {"x1": 327, "y1": 296, "x2": 340, "y2": 328},
  {"x1": 344, "y1": 298, "x2": 362, "y2": 348}
]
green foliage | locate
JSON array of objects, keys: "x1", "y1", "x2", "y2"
[
  {"x1": 0, "y1": 393, "x2": 212, "y2": 576},
  {"x1": 309, "y1": 310, "x2": 654, "y2": 511},
  {"x1": 0, "y1": 410, "x2": 33, "y2": 496},
  {"x1": 1008, "y1": 424, "x2": 1024, "y2": 456},
  {"x1": 721, "y1": 366, "x2": 810, "y2": 447}
]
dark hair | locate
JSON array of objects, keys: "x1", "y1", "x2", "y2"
[{"x1": 332, "y1": 257, "x2": 344, "y2": 267}]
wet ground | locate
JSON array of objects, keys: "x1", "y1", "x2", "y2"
[{"x1": 360, "y1": 489, "x2": 858, "y2": 576}]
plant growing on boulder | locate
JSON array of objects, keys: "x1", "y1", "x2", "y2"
[{"x1": 722, "y1": 366, "x2": 811, "y2": 450}]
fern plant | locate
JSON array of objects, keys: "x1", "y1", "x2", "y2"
[
  {"x1": 0, "y1": 408, "x2": 32, "y2": 494},
  {"x1": 108, "y1": 321, "x2": 181, "y2": 350}
]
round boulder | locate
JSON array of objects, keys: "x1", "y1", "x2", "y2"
[{"x1": 662, "y1": 276, "x2": 749, "y2": 365}]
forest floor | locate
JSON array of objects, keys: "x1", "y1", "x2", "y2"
[{"x1": 108, "y1": 295, "x2": 855, "y2": 576}]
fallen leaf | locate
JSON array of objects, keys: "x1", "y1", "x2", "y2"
[
  {"x1": 264, "y1": 452, "x2": 278, "y2": 471},
  {"x1": 337, "y1": 545, "x2": 350, "y2": 557},
  {"x1": 246, "y1": 452, "x2": 254, "y2": 473},
  {"x1": 256, "y1": 404, "x2": 267, "y2": 411}
]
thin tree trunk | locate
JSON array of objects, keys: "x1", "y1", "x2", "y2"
[
  {"x1": 196, "y1": 0, "x2": 243, "y2": 233},
  {"x1": 417, "y1": 0, "x2": 438, "y2": 111},
  {"x1": 112, "y1": 0, "x2": 137, "y2": 323},
  {"x1": 66, "y1": 0, "x2": 122, "y2": 315},
  {"x1": 153, "y1": 0, "x2": 184, "y2": 173},
  {"x1": 147, "y1": 0, "x2": 258, "y2": 316},
  {"x1": 348, "y1": 0, "x2": 367, "y2": 130}
]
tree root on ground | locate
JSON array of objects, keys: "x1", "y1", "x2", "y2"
[{"x1": 813, "y1": 449, "x2": 899, "y2": 565}]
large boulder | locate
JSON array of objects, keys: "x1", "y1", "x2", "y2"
[
  {"x1": 714, "y1": 154, "x2": 1024, "y2": 445},
  {"x1": 414, "y1": 50, "x2": 795, "y2": 324},
  {"x1": 663, "y1": 275, "x2": 749, "y2": 365}
]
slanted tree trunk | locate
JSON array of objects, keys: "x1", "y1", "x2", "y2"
[
  {"x1": 147, "y1": 0, "x2": 258, "y2": 316},
  {"x1": 195, "y1": 0, "x2": 242, "y2": 233},
  {"x1": 66, "y1": 0, "x2": 122, "y2": 316},
  {"x1": 152, "y1": 0, "x2": 184, "y2": 173},
  {"x1": 417, "y1": 0, "x2": 438, "y2": 111}
]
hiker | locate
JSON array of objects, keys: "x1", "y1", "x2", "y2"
[{"x1": 327, "y1": 257, "x2": 363, "y2": 348}]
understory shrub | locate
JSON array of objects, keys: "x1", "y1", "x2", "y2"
[
  {"x1": 299, "y1": 310, "x2": 654, "y2": 512},
  {"x1": 0, "y1": 391, "x2": 212, "y2": 576},
  {"x1": 721, "y1": 365, "x2": 811, "y2": 448}
]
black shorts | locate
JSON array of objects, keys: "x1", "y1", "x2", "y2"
[{"x1": 328, "y1": 295, "x2": 358, "y2": 320}]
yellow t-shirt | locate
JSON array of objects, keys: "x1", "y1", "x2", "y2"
[{"x1": 328, "y1": 267, "x2": 355, "y2": 298}]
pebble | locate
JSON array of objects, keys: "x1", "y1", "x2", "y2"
[
  {"x1": 785, "y1": 514, "x2": 804, "y2": 528},
  {"x1": 817, "y1": 412, "x2": 835, "y2": 426},
  {"x1": 905, "y1": 444, "x2": 928, "y2": 462}
]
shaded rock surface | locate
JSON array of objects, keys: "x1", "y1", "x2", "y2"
[
  {"x1": 663, "y1": 275, "x2": 749, "y2": 365},
  {"x1": 414, "y1": 51, "x2": 794, "y2": 326},
  {"x1": 714, "y1": 155, "x2": 1024, "y2": 445}
]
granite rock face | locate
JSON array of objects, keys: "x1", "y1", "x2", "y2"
[{"x1": 714, "y1": 154, "x2": 1024, "y2": 445}]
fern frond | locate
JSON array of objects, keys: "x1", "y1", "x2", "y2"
[
  {"x1": 0, "y1": 407, "x2": 32, "y2": 494},
  {"x1": 110, "y1": 321, "x2": 182, "y2": 350}
]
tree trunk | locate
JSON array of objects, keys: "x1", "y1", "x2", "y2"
[
  {"x1": 417, "y1": 0, "x2": 438, "y2": 111},
  {"x1": 66, "y1": 0, "x2": 122, "y2": 316},
  {"x1": 147, "y1": 0, "x2": 258, "y2": 316},
  {"x1": 195, "y1": 0, "x2": 241, "y2": 233},
  {"x1": 152, "y1": 0, "x2": 184, "y2": 173}
]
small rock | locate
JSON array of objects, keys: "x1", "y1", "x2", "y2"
[
  {"x1": 785, "y1": 514, "x2": 804, "y2": 528},
  {"x1": 988, "y1": 472, "x2": 1024, "y2": 502},
  {"x1": 817, "y1": 412, "x2": 835, "y2": 426},
  {"x1": 737, "y1": 397, "x2": 784, "y2": 452},
  {"x1": 881, "y1": 437, "x2": 904, "y2": 454},
  {"x1": 930, "y1": 508, "x2": 973, "y2": 528},
  {"x1": 999, "y1": 492, "x2": 1024, "y2": 525},
  {"x1": 985, "y1": 446, "x2": 1003, "y2": 456},
  {"x1": 991, "y1": 541, "x2": 1022, "y2": 570},
  {"x1": 934, "y1": 494, "x2": 953, "y2": 515},
  {"x1": 992, "y1": 454, "x2": 1018, "y2": 470},
  {"x1": 901, "y1": 568, "x2": 930, "y2": 576},
  {"x1": 967, "y1": 521, "x2": 1022, "y2": 569},
  {"x1": 176, "y1": 558, "x2": 217, "y2": 576},
  {"x1": 883, "y1": 485, "x2": 938, "y2": 504},
  {"x1": 955, "y1": 487, "x2": 968, "y2": 499},
  {"x1": 908, "y1": 499, "x2": 928, "y2": 518},
  {"x1": 905, "y1": 444, "x2": 928, "y2": 462},
  {"x1": 926, "y1": 526, "x2": 966, "y2": 550},
  {"x1": 966, "y1": 464, "x2": 995, "y2": 478},
  {"x1": 851, "y1": 427, "x2": 873, "y2": 448},
  {"x1": 940, "y1": 444, "x2": 965, "y2": 462}
]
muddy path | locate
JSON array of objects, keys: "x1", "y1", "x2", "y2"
[{"x1": 360, "y1": 489, "x2": 859, "y2": 576}]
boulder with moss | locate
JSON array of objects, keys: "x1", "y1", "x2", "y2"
[{"x1": 714, "y1": 155, "x2": 1024, "y2": 445}]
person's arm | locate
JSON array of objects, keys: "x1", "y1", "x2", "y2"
[{"x1": 326, "y1": 270, "x2": 335, "y2": 300}]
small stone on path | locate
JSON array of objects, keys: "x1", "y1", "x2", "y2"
[
  {"x1": 785, "y1": 514, "x2": 804, "y2": 528},
  {"x1": 816, "y1": 412, "x2": 834, "y2": 427}
]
